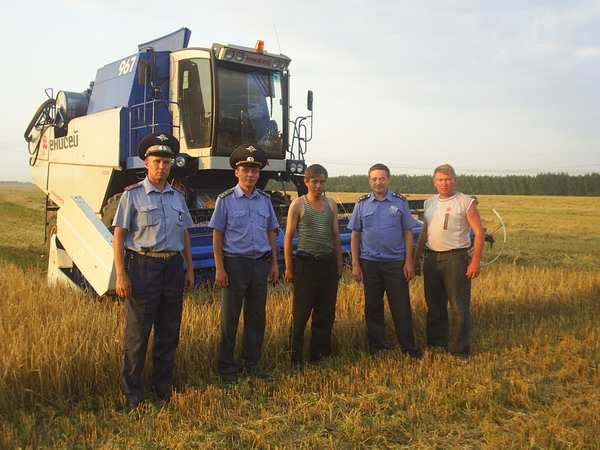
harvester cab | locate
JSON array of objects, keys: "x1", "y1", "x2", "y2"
[{"x1": 25, "y1": 27, "x2": 312, "y2": 296}]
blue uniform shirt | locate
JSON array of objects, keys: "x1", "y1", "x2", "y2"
[
  {"x1": 208, "y1": 184, "x2": 279, "y2": 258},
  {"x1": 348, "y1": 190, "x2": 417, "y2": 261},
  {"x1": 113, "y1": 177, "x2": 194, "y2": 252}
]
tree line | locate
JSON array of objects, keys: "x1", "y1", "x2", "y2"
[{"x1": 324, "y1": 172, "x2": 600, "y2": 196}]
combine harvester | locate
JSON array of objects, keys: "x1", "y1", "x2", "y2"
[{"x1": 24, "y1": 27, "x2": 429, "y2": 296}]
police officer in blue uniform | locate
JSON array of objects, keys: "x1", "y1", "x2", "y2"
[
  {"x1": 113, "y1": 132, "x2": 194, "y2": 409},
  {"x1": 209, "y1": 144, "x2": 279, "y2": 384},
  {"x1": 348, "y1": 163, "x2": 422, "y2": 358}
]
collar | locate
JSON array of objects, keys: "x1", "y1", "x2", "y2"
[
  {"x1": 143, "y1": 177, "x2": 173, "y2": 194},
  {"x1": 234, "y1": 183, "x2": 258, "y2": 198},
  {"x1": 437, "y1": 192, "x2": 459, "y2": 202},
  {"x1": 370, "y1": 190, "x2": 393, "y2": 202}
]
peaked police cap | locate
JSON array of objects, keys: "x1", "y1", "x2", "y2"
[
  {"x1": 229, "y1": 144, "x2": 268, "y2": 169},
  {"x1": 138, "y1": 132, "x2": 180, "y2": 160}
]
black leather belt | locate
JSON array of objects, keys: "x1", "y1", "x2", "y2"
[
  {"x1": 426, "y1": 248, "x2": 468, "y2": 255},
  {"x1": 296, "y1": 251, "x2": 334, "y2": 260}
]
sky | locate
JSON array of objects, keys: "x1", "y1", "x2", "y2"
[{"x1": 2, "y1": 0, "x2": 599, "y2": 182}]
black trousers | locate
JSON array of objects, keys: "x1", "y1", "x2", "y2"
[
  {"x1": 423, "y1": 249, "x2": 471, "y2": 356},
  {"x1": 122, "y1": 252, "x2": 184, "y2": 402},
  {"x1": 291, "y1": 253, "x2": 339, "y2": 364},
  {"x1": 360, "y1": 258, "x2": 418, "y2": 355},
  {"x1": 218, "y1": 256, "x2": 270, "y2": 376}
]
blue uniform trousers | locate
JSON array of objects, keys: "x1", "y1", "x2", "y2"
[
  {"x1": 360, "y1": 258, "x2": 418, "y2": 355},
  {"x1": 218, "y1": 256, "x2": 270, "y2": 376},
  {"x1": 423, "y1": 248, "x2": 471, "y2": 356},
  {"x1": 122, "y1": 252, "x2": 184, "y2": 402}
]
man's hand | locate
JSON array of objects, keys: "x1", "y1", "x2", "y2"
[
  {"x1": 184, "y1": 268, "x2": 195, "y2": 291},
  {"x1": 215, "y1": 267, "x2": 228, "y2": 288},
  {"x1": 413, "y1": 260, "x2": 422, "y2": 277},
  {"x1": 404, "y1": 262, "x2": 415, "y2": 281},
  {"x1": 284, "y1": 266, "x2": 293, "y2": 282},
  {"x1": 466, "y1": 259, "x2": 480, "y2": 279},
  {"x1": 116, "y1": 274, "x2": 132, "y2": 298},
  {"x1": 352, "y1": 264, "x2": 363, "y2": 282},
  {"x1": 268, "y1": 262, "x2": 280, "y2": 284}
]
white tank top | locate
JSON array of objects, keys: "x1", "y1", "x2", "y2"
[{"x1": 424, "y1": 192, "x2": 474, "y2": 251}]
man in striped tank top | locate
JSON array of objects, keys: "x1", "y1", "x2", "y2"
[{"x1": 284, "y1": 164, "x2": 343, "y2": 369}]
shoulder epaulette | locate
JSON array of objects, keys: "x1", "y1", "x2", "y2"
[
  {"x1": 256, "y1": 188, "x2": 271, "y2": 198},
  {"x1": 392, "y1": 192, "x2": 407, "y2": 201},
  {"x1": 218, "y1": 188, "x2": 234, "y2": 199},
  {"x1": 357, "y1": 193, "x2": 371, "y2": 203},
  {"x1": 124, "y1": 181, "x2": 143, "y2": 191}
]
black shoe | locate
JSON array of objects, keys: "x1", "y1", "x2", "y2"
[
  {"x1": 240, "y1": 367, "x2": 271, "y2": 380},
  {"x1": 453, "y1": 354, "x2": 470, "y2": 365},
  {"x1": 151, "y1": 386, "x2": 172, "y2": 401},
  {"x1": 407, "y1": 349, "x2": 423, "y2": 359},
  {"x1": 125, "y1": 395, "x2": 142, "y2": 411},
  {"x1": 291, "y1": 360, "x2": 305, "y2": 372},
  {"x1": 220, "y1": 373, "x2": 239, "y2": 385},
  {"x1": 427, "y1": 345, "x2": 448, "y2": 354}
]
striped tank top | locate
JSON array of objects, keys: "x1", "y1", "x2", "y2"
[{"x1": 297, "y1": 195, "x2": 334, "y2": 255}]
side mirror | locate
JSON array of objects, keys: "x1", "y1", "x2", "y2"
[
  {"x1": 138, "y1": 61, "x2": 152, "y2": 85},
  {"x1": 307, "y1": 90, "x2": 313, "y2": 112}
]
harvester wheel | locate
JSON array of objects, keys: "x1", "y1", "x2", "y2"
[
  {"x1": 101, "y1": 193, "x2": 123, "y2": 227},
  {"x1": 471, "y1": 208, "x2": 507, "y2": 266},
  {"x1": 268, "y1": 191, "x2": 291, "y2": 207}
]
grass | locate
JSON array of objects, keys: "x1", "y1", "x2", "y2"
[{"x1": 0, "y1": 184, "x2": 599, "y2": 447}]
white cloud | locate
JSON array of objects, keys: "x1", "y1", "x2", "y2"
[{"x1": 576, "y1": 46, "x2": 600, "y2": 59}]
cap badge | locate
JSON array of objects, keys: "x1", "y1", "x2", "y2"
[
  {"x1": 248, "y1": 156, "x2": 255, "y2": 161},
  {"x1": 246, "y1": 145, "x2": 257, "y2": 153},
  {"x1": 157, "y1": 134, "x2": 169, "y2": 142}
]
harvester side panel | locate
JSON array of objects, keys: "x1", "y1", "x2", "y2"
[
  {"x1": 31, "y1": 109, "x2": 125, "y2": 213},
  {"x1": 56, "y1": 196, "x2": 116, "y2": 296}
]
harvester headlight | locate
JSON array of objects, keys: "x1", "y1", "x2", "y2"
[
  {"x1": 286, "y1": 160, "x2": 306, "y2": 175},
  {"x1": 175, "y1": 155, "x2": 186, "y2": 168},
  {"x1": 235, "y1": 52, "x2": 244, "y2": 62},
  {"x1": 224, "y1": 49, "x2": 235, "y2": 60},
  {"x1": 272, "y1": 60, "x2": 280, "y2": 69}
]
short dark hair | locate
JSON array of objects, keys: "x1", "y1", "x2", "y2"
[
  {"x1": 368, "y1": 163, "x2": 390, "y2": 177},
  {"x1": 304, "y1": 164, "x2": 328, "y2": 180},
  {"x1": 433, "y1": 164, "x2": 456, "y2": 177}
]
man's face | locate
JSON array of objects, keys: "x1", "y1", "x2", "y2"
[
  {"x1": 304, "y1": 173, "x2": 327, "y2": 198},
  {"x1": 235, "y1": 165, "x2": 260, "y2": 190},
  {"x1": 145, "y1": 155, "x2": 172, "y2": 183},
  {"x1": 433, "y1": 171, "x2": 457, "y2": 198},
  {"x1": 369, "y1": 169, "x2": 390, "y2": 197}
]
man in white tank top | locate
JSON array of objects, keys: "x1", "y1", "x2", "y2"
[{"x1": 413, "y1": 164, "x2": 485, "y2": 362}]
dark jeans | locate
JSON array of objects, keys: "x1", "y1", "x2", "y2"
[
  {"x1": 423, "y1": 249, "x2": 471, "y2": 356},
  {"x1": 291, "y1": 253, "x2": 339, "y2": 364},
  {"x1": 360, "y1": 258, "x2": 418, "y2": 355},
  {"x1": 122, "y1": 252, "x2": 184, "y2": 402},
  {"x1": 218, "y1": 256, "x2": 270, "y2": 376}
]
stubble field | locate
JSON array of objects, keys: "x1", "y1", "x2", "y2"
[{"x1": 0, "y1": 184, "x2": 599, "y2": 448}]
